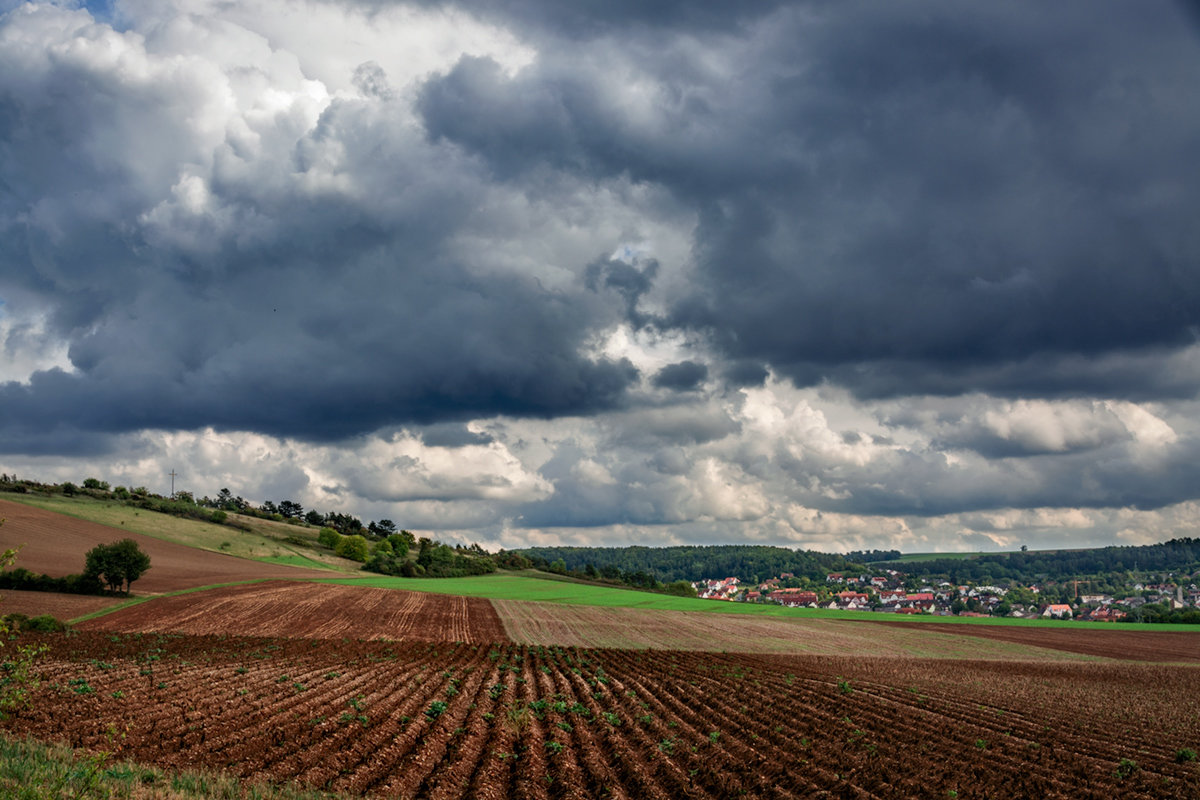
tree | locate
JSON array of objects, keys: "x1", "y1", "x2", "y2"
[
  {"x1": 368, "y1": 519, "x2": 397, "y2": 538},
  {"x1": 279, "y1": 500, "x2": 304, "y2": 519},
  {"x1": 84, "y1": 539, "x2": 151, "y2": 594},
  {"x1": 82, "y1": 478, "x2": 109, "y2": 491}
]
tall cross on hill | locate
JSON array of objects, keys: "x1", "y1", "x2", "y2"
[{"x1": 169, "y1": 469, "x2": 178, "y2": 499}]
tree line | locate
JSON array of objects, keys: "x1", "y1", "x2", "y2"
[
  {"x1": 509, "y1": 545, "x2": 864, "y2": 585},
  {"x1": 875, "y1": 539, "x2": 1200, "y2": 586}
]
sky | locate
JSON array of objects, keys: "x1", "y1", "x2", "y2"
[{"x1": 2, "y1": 0, "x2": 1200, "y2": 554}]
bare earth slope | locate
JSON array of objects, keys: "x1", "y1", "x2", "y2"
[{"x1": 0, "y1": 498, "x2": 335, "y2": 594}]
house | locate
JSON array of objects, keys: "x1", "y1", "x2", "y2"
[
  {"x1": 1087, "y1": 607, "x2": 1127, "y2": 622},
  {"x1": 826, "y1": 573, "x2": 844, "y2": 583},
  {"x1": 904, "y1": 592, "x2": 936, "y2": 611},
  {"x1": 1041, "y1": 604, "x2": 1073, "y2": 619},
  {"x1": 870, "y1": 576, "x2": 888, "y2": 587},
  {"x1": 773, "y1": 588, "x2": 818, "y2": 607}
]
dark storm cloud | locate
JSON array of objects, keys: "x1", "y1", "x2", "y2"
[
  {"x1": 418, "y1": 1, "x2": 1200, "y2": 401},
  {"x1": 651, "y1": 360, "x2": 708, "y2": 392},
  {"x1": 0, "y1": 12, "x2": 638, "y2": 454}
]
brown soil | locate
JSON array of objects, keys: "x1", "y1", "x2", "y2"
[
  {"x1": 870, "y1": 619, "x2": 1200, "y2": 662},
  {"x1": 4, "y1": 632, "x2": 1198, "y2": 799},
  {"x1": 76, "y1": 581, "x2": 510, "y2": 642},
  {"x1": 0, "y1": 588, "x2": 121, "y2": 620},
  {"x1": 0, "y1": 499, "x2": 335, "y2": 593}
]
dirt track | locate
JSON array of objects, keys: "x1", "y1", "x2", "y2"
[{"x1": 0, "y1": 499, "x2": 336, "y2": 594}]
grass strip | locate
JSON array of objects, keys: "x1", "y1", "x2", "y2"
[{"x1": 0, "y1": 734, "x2": 342, "y2": 799}]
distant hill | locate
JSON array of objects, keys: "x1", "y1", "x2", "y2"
[
  {"x1": 508, "y1": 544, "x2": 861, "y2": 584},
  {"x1": 874, "y1": 539, "x2": 1200, "y2": 584}
]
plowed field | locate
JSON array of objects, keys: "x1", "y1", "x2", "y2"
[
  {"x1": 0, "y1": 499, "x2": 335, "y2": 592},
  {"x1": 0, "y1": 588, "x2": 121, "y2": 620},
  {"x1": 874, "y1": 619, "x2": 1200, "y2": 663},
  {"x1": 4, "y1": 632, "x2": 1198, "y2": 799},
  {"x1": 495, "y1": 599, "x2": 1170, "y2": 660},
  {"x1": 77, "y1": 581, "x2": 508, "y2": 643}
]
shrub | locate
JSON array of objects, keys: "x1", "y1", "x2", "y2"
[
  {"x1": 210, "y1": 510, "x2": 228, "y2": 524},
  {"x1": 25, "y1": 615, "x2": 66, "y2": 633},
  {"x1": 336, "y1": 535, "x2": 370, "y2": 563},
  {"x1": 318, "y1": 528, "x2": 341, "y2": 549},
  {"x1": 1176, "y1": 748, "x2": 1197, "y2": 763}
]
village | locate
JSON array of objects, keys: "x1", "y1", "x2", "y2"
[{"x1": 693, "y1": 570, "x2": 1200, "y2": 621}]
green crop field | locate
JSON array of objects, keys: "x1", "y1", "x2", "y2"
[
  {"x1": 3, "y1": 493, "x2": 354, "y2": 572},
  {"x1": 886, "y1": 551, "x2": 990, "y2": 562}
]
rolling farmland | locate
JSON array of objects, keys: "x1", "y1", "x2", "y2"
[
  {"x1": 1, "y1": 501, "x2": 1199, "y2": 798},
  {"x1": 3, "y1": 631, "x2": 1198, "y2": 799}
]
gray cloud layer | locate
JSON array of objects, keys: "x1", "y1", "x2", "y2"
[{"x1": 2, "y1": 0, "x2": 1199, "y2": 548}]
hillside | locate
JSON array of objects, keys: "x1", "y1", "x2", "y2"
[
  {"x1": 0, "y1": 498, "x2": 344, "y2": 597},
  {"x1": 1, "y1": 492, "x2": 359, "y2": 571}
]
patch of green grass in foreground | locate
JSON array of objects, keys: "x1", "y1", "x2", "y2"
[
  {"x1": 0, "y1": 734, "x2": 341, "y2": 799},
  {"x1": 2, "y1": 493, "x2": 351, "y2": 573},
  {"x1": 322, "y1": 571, "x2": 1200, "y2": 631}
]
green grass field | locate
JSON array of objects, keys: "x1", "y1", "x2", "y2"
[
  {"x1": 3, "y1": 493, "x2": 355, "y2": 573},
  {"x1": 324, "y1": 571, "x2": 1200, "y2": 631},
  {"x1": 885, "y1": 551, "x2": 990, "y2": 562}
]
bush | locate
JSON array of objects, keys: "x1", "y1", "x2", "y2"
[
  {"x1": 210, "y1": 510, "x2": 228, "y2": 524},
  {"x1": 318, "y1": 528, "x2": 341, "y2": 549},
  {"x1": 24, "y1": 615, "x2": 66, "y2": 633},
  {"x1": 336, "y1": 535, "x2": 370, "y2": 563}
]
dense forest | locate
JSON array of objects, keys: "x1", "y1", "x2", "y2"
[
  {"x1": 510, "y1": 545, "x2": 862, "y2": 584},
  {"x1": 879, "y1": 539, "x2": 1200, "y2": 585}
]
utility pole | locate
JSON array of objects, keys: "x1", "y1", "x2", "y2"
[{"x1": 169, "y1": 469, "x2": 178, "y2": 499}]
